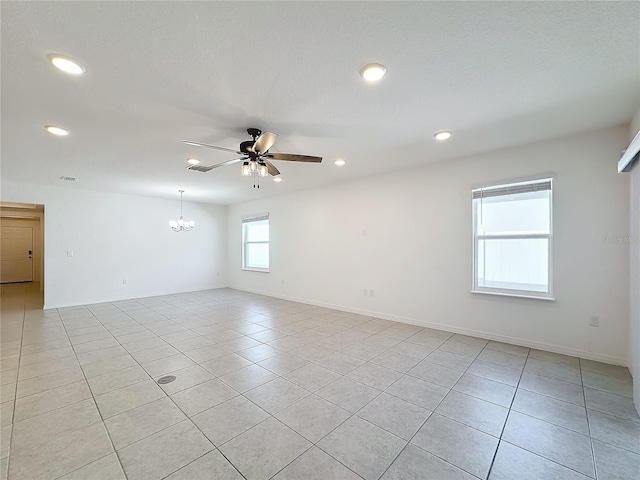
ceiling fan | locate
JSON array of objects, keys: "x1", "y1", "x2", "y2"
[{"x1": 182, "y1": 128, "x2": 322, "y2": 187}]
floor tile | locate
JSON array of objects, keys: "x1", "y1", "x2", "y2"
[
  {"x1": 220, "y1": 417, "x2": 311, "y2": 480},
  {"x1": 17, "y1": 355, "x2": 79, "y2": 381},
  {"x1": 118, "y1": 420, "x2": 213, "y2": 480},
  {"x1": 343, "y1": 342, "x2": 386, "y2": 361},
  {"x1": 408, "y1": 360, "x2": 463, "y2": 388},
  {"x1": 438, "y1": 340, "x2": 484, "y2": 358},
  {"x1": 257, "y1": 352, "x2": 308, "y2": 375},
  {"x1": 528, "y1": 350, "x2": 579, "y2": 368},
  {"x1": 318, "y1": 416, "x2": 406, "y2": 480},
  {"x1": 467, "y1": 360, "x2": 522, "y2": 387},
  {"x1": 82, "y1": 354, "x2": 138, "y2": 378},
  {"x1": 519, "y1": 371, "x2": 585, "y2": 406},
  {"x1": 452, "y1": 373, "x2": 516, "y2": 408},
  {"x1": 156, "y1": 364, "x2": 214, "y2": 395},
  {"x1": 485, "y1": 340, "x2": 529, "y2": 357},
  {"x1": 87, "y1": 365, "x2": 149, "y2": 396},
  {"x1": 0, "y1": 401, "x2": 13, "y2": 427},
  {"x1": 244, "y1": 377, "x2": 309, "y2": 414},
  {"x1": 489, "y1": 441, "x2": 591, "y2": 480},
  {"x1": 512, "y1": 389, "x2": 589, "y2": 434},
  {"x1": 273, "y1": 446, "x2": 361, "y2": 480},
  {"x1": 347, "y1": 362, "x2": 403, "y2": 390},
  {"x1": 192, "y1": 395, "x2": 269, "y2": 446},
  {"x1": 95, "y1": 379, "x2": 165, "y2": 419},
  {"x1": 584, "y1": 387, "x2": 640, "y2": 424},
  {"x1": 382, "y1": 443, "x2": 476, "y2": 480},
  {"x1": 592, "y1": 439, "x2": 640, "y2": 480},
  {"x1": 284, "y1": 363, "x2": 341, "y2": 392},
  {"x1": 316, "y1": 377, "x2": 380, "y2": 413},
  {"x1": 201, "y1": 353, "x2": 253, "y2": 376},
  {"x1": 57, "y1": 453, "x2": 126, "y2": 480},
  {"x1": 436, "y1": 390, "x2": 509, "y2": 437},
  {"x1": 165, "y1": 449, "x2": 243, "y2": 479},
  {"x1": 582, "y1": 370, "x2": 633, "y2": 398},
  {"x1": 588, "y1": 409, "x2": 640, "y2": 454},
  {"x1": 370, "y1": 350, "x2": 420, "y2": 373},
  {"x1": 580, "y1": 359, "x2": 631, "y2": 379},
  {"x1": 14, "y1": 379, "x2": 91, "y2": 422},
  {"x1": 476, "y1": 348, "x2": 527, "y2": 370},
  {"x1": 0, "y1": 425, "x2": 11, "y2": 459},
  {"x1": 171, "y1": 378, "x2": 238, "y2": 416},
  {"x1": 276, "y1": 394, "x2": 351, "y2": 443},
  {"x1": 357, "y1": 392, "x2": 431, "y2": 440},
  {"x1": 8, "y1": 422, "x2": 113, "y2": 480},
  {"x1": 141, "y1": 353, "x2": 195, "y2": 377},
  {"x1": 412, "y1": 414, "x2": 499, "y2": 479},
  {"x1": 427, "y1": 349, "x2": 474, "y2": 371},
  {"x1": 524, "y1": 358, "x2": 581, "y2": 385},
  {"x1": 105, "y1": 397, "x2": 186, "y2": 449},
  {"x1": 315, "y1": 351, "x2": 366, "y2": 375},
  {"x1": 183, "y1": 345, "x2": 229, "y2": 363},
  {"x1": 11, "y1": 398, "x2": 101, "y2": 453},
  {"x1": 386, "y1": 375, "x2": 449, "y2": 410},
  {"x1": 502, "y1": 411, "x2": 594, "y2": 477},
  {"x1": 130, "y1": 341, "x2": 180, "y2": 364},
  {"x1": 219, "y1": 364, "x2": 278, "y2": 393}
]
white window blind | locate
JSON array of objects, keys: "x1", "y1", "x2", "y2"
[
  {"x1": 472, "y1": 179, "x2": 553, "y2": 299},
  {"x1": 242, "y1": 214, "x2": 270, "y2": 271}
]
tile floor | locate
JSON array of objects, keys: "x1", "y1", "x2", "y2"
[{"x1": 1, "y1": 282, "x2": 639, "y2": 480}]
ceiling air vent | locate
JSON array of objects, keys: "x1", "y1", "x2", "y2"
[{"x1": 60, "y1": 176, "x2": 77, "y2": 181}]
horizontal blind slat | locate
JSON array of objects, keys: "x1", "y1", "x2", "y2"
[
  {"x1": 472, "y1": 180, "x2": 551, "y2": 199},
  {"x1": 242, "y1": 214, "x2": 269, "y2": 223}
]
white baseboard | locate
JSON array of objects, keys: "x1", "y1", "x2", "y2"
[
  {"x1": 230, "y1": 285, "x2": 629, "y2": 367},
  {"x1": 44, "y1": 284, "x2": 229, "y2": 310}
]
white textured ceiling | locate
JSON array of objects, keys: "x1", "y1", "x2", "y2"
[{"x1": 2, "y1": 1, "x2": 639, "y2": 205}]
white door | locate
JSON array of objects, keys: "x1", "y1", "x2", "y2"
[{"x1": 1, "y1": 226, "x2": 33, "y2": 283}]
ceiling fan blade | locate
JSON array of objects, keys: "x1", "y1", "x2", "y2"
[
  {"x1": 263, "y1": 159, "x2": 281, "y2": 176},
  {"x1": 253, "y1": 131, "x2": 278, "y2": 153},
  {"x1": 186, "y1": 157, "x2": 245, "y2": 172},
  {"x1": 264, "y1": 152, "x2": 322, "y2": 163},
  {"x1": 182, "y1": 140, "x2": 243, "y2": 155}
]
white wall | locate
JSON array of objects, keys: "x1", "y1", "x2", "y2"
[
  {"x1": 228, "y1": 126, "x2": 630, "y2": 365},
  {"x1": 628, "y1": 106, "x2": 640, "y2": 413},
  {"x1": 0, "y1": 181, "x2": 228, "y2": 308}
]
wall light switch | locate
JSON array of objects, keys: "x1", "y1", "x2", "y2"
[{"x1": 66, "y1": 250, "x2": 73, "y2": 257}]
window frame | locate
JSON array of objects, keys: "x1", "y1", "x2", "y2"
[
  {"x1": 242, "y1": 214, "x2": 270, "y2": 273},
  {"x1": 471, "y1": 178, "x2": 554, "y2": 301}
]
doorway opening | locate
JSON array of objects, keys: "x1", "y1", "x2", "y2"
[{"x1": 0, "y1": 202, "x2": 44, "y2": 305}]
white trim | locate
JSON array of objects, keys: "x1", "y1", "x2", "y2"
[
  {"x1": 228, "y1": 285, "x2": 627, "y2": 367},
  {"x1": 43, "y1": 284, "x2": 228, "y2": 310},
  {"x1": 471, "y1": 290, "x2": 556, "y2": 301},
  {"x1": 242, "y1": 267, "x2": 270, "y2": 273}
]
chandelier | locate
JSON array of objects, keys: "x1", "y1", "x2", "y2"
[{"x1": 169, "y1": 190, "x2": 195, "y2": 232}]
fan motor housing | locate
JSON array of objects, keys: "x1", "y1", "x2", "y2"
[{"x1": 239, "y1": 140, "x2": 255, "y2": 154}]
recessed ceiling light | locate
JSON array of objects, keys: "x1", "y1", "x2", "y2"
[
  {"x1": 187, "y1": 158, "x2": 200, "y2": 165},
  {"x1": 273, "y1": 177, "x2": 282, "y2": 182},
  {"x1": 334, "y1": 159, "x2": 346, "y2": 166},
  {"x1": 49, "y1": 55, "x2": 85, "y2": 75},
  {"x1": 360, "y1": 63, "x2": 386, "y2": 82},
  {"x1": 434, "y1": 130, "x2": 452, "y2": 141},
  {"x1": 45, "y1": 125, "x2": 69, "y2": 136}
]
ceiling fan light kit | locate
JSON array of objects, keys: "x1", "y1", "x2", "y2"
[
  {"x1": 183, "y1": 128, "x2": 322, "y2": 188},
  {"x1": 169, "y1": 189, "x2": 195, "y2": 232}
]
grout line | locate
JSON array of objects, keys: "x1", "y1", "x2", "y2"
[{"x1": 581, "y1": 358, "x2": 599, "y2": 480}]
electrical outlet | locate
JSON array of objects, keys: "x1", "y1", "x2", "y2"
[
  {"x1": 363, "y1": 288, "x2": 368, "y2": 296},
  {"x1": 361, "y1": 229, "x2": 367, "y2": 237},
  {"x1": 588, "y1": 315, "x2": 599, "y2": 327},
  {"x1": 122, "y1": 279, "x2": 127, "y2": 285},
  {"x1": 66, "y1": 250, "x2": 73, "y2": 257}
]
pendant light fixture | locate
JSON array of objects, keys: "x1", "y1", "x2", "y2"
[{"x1": 169, "y1": 190, "x2": 195, "y2": 232}]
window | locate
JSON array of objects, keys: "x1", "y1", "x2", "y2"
[
  {"x1": 472, "y1": 178, "x2": 553, "y2": 299},
  {"x1": 242, "y1": 214, "x2": 270, "y2": 272}
]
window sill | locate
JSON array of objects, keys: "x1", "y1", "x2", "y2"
[
  {"x1": 471, "y1": 290, "x2": 556, "y2": 301},
  {"x1": 242, "y1": 267, "x2": 270, "y2": 273}
]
